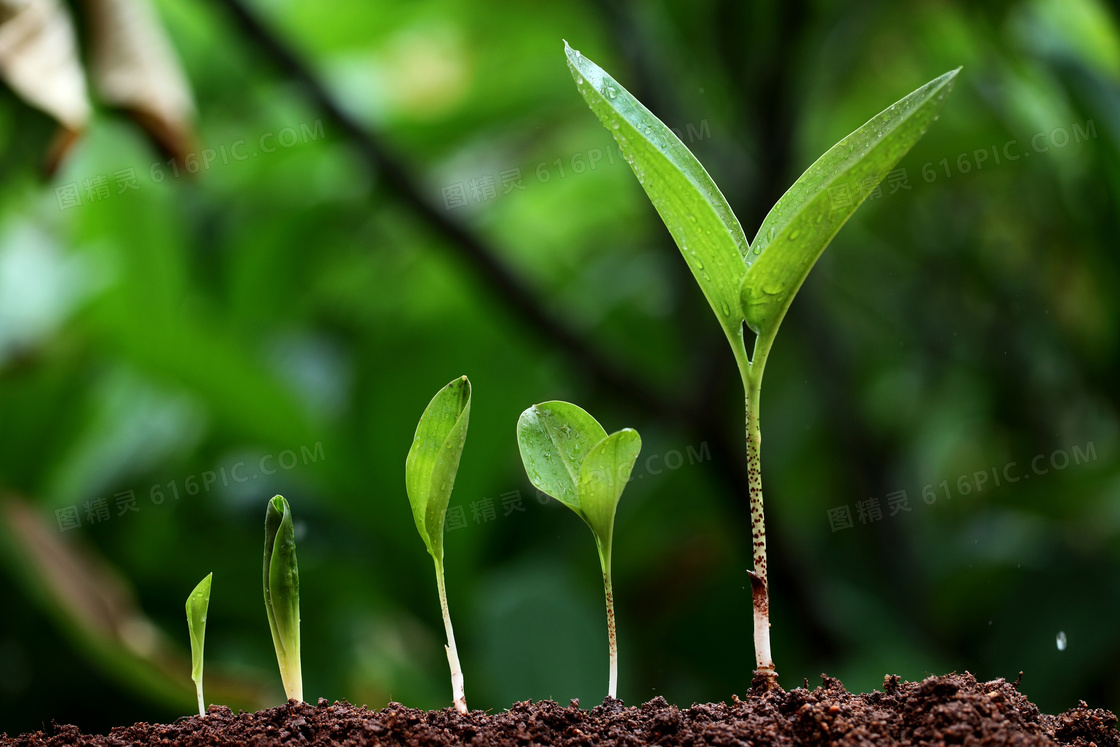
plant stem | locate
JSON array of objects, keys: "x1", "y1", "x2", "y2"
[
  {"x1": 434, "y1": 561, "x2": 467, "y2": 714},
  {"x1": 603, "y1": 567, "x2": 618, "y2": 699},
  {"x1": 732, "y1": 328, "x2": 778, "y2": 681},
  {"x1": 195, "y1": 682, "x2": 205, "y2": 718}
]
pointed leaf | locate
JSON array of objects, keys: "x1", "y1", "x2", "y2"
[
  {"x1": 405, "y1": 376, "x2": 471, "y2": 562},
  {"x1": 741, "y1": 69, "x2": 959, "y2": 337},
  {"x1": 516, "y1": 400, "x2": 607, "y2": 511},
  {"x1": 263, "y1": 494, "x2": 301, "y2": 701},
  {"x1": 565, "y1": 41, "x2": 749, "y2": 342},
  {"x1": 185, "y1": 572, "x2": 212, "y2": 688},
  {"x1": 577, "y1": 428, "x2": 641, "y2": 557}
]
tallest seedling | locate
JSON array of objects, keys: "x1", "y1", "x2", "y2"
[{"x1": 565, "y1": 42, "x2": 957, "y2": 681}]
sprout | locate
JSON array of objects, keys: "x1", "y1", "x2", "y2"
[
  {"x1": 516, "y1": 401, "x2": 641, "y2": 700},
  {"x1": 564, "y1": 41, "x2": 956, "y2": 684},
  {"x1": 263, "y1": 494, "x2": 302, "y2": 702},
  {"x1": 185, "y1": 572, "x2": 212, "y2": 717},
  {"x1": 405, "y1": 375, "x2": 472, "y2": 713}
]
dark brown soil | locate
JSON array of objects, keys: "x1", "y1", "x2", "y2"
[{"x1": 3, "y1": 672, "x2": 1115, "y2": 746}]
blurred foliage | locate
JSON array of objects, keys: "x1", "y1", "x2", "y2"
[{"x1": 0, "y1": 0, "x2": 1118, "y2": 735}]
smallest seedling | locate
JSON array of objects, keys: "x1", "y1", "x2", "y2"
[{"x1": 185, "y1": 572, "x2": 213, "y2": 717}]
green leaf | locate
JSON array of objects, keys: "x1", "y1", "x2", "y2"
[
  {"x1": 515, "y1": 401, "x2": 607, "y2": 511},
  {"x1": 405, "y1": 376, "x2": 471, "y2": 563},
  {"x1": 264, "y1": 495, "x2": 302, "y2": 702},
  {"x1": 516, "y1": 401, "x2": 640, "y2": 551},
  {"x1": 577, "y1": 428, "x2": 642, "y2": 561},
  {"x1": 740, "y1": 69, "x2": 959, "y2": 338},
  {"x1": 565, "y1": 41, "x2": 749, "y2": 344},
  {"x1": 185, "y1": 572, "x2": 212, "y2": 715}
]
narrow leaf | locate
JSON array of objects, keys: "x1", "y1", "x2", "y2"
[
  {"x1": 516, "y1": 400, "x2": 607, "y2": 511},
  {"x1": 185, "y1": 572, "x2": 212, "y2": 716},
  {"x1": 577, "y1": 428, "x2": 641, "y2": 558},
  {"x1": 565, "y1": 41, "x2": 749, "y2": 342},
  {"x1": 263, "y1": 495, "x2": 301, "y2": 701},
  {"x1": 741, "y1": 69, "x2": 959, "y2": 338},
  {"x1": 405, "y1": 376, "x2": 471, "y2": 562}
]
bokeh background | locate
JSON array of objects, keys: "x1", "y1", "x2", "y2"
[{"x1": 1, "y1": 0, "x2": 1118, "y2": 735}]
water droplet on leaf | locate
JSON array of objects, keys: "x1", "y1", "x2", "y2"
[{"x1": 1056, "y1": 631, "x2": 1067, "y2": 651}]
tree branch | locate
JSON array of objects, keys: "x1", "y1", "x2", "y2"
[{"x1": 209, "y1": 0, "x2": 685, "y2": 423}]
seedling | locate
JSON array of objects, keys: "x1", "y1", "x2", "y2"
[
  {"x1": 405, "y1": 375, "x2": 472, "y2": 714},
  {"x1": 564, "y1": 42, "x2": 957, "y2": 682},
  {"x1": 264, "y1": 494, "x2": 302, "y2": 702},
  {"x1": 185, "y1": 572, "x2": 212, "y2": 717},
  {"x1": 516, "y1": 401, "x2": 641, "y2": 700}
]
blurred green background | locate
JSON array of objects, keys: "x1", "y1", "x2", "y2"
[{"x1": 1, "y1": 0, "x2": 1118, "y2": 735}]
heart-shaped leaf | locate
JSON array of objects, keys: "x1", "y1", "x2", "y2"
[
  {"x1": 516, "y1": 401, "x2": 640, "y2": 557},
  {"x1": 515, "y1": 400, "x2": 607, "y2": 511},
  {"x1": 565, "y1": 41, "x2": 749, "y2": 345},
  {"x1": 740, "y1": 69, "x2": 959, "y2": 338},
  {"x1": 405, "y1": 376, "x2": 471, "y2": 562}
]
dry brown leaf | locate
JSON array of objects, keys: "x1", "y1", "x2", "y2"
[
  {"x1": 0, "y1": 0, "x2": 91, "y2": 130},
  {"x1": 85, "y1": 0, "x2": 196, "y2": 165}
]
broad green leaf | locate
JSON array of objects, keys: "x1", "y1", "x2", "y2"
[
  {"x1": 577, "y1": 428, "x2": 641, "y2": 559},
  {"x1": 741, "y1": 69, "x2": 959, "y2": 338},
  {"x1": 264, "y1": 495, "x2": 301, "y2": 701},
  {"x1": 405, "y1": 376, "x2": 471, "y2": 562},
  {"x1": 516, "y1": 400, "x2": 607, "y2": 510},
  {"x1": 185, "y1": 571, "x2": 212, "y2": 710},
  {"x1": 565, "y1": 41, "x2": 749, "y2": 343}
]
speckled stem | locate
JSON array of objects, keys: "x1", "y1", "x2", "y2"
[
  {"x1": 603, "y1": 569, "x2": 618, "y2": 699},
  {"x1": 733, "y1": 329, "x2": 778, "y2": 681}
]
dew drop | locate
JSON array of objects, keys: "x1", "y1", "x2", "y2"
[
  {"x1": 752, "y1": 245, "x2": 761, "y2": 255},
  {"x1": 1056, "y1": 631, "x2": 1067, "y2": 651},
  {"x1": 788, "y1": 229, "x2": 801, "y2": 240},
  {"x1": 721, "y1": 302, "x2": 732, "y2": 316},
  {"x1": 577, "y1": 76, "x2": 584, "y2": 85},
  {"x1": 767, "y1": 227, "x2": 775, "y2": 241},
  {"x1": 607, "y1": 86, "x2": 616, "y2": 99}
]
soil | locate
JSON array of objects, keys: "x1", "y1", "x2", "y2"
[{"x1": 2, "y1": 672, "x2": 1115, "y2": 746}]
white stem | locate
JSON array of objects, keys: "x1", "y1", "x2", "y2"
[
  {"x1": 196, "y1": 682, "x2": 206, "y2": 717},
  {"x1": 604, "y1": 570, "x2": 617, "y2": 699},
  {"x1": 436, "y1": 564, "x2": 467, "y2": 713}
]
